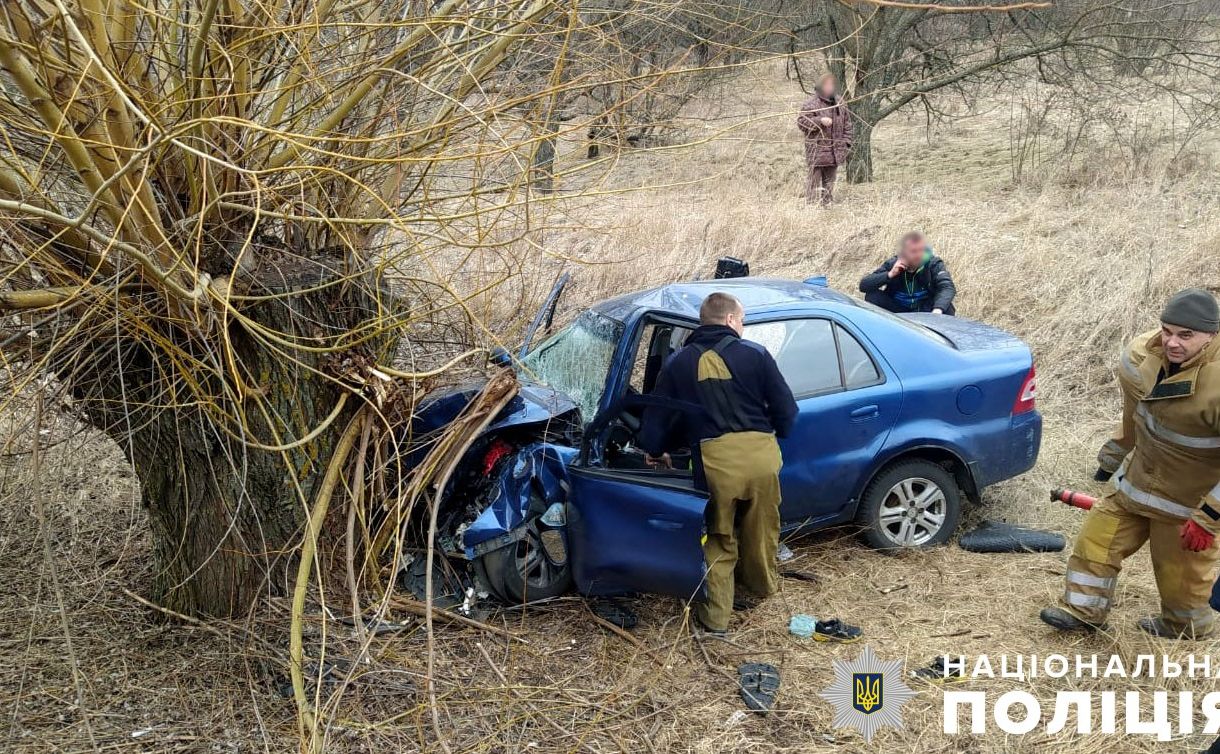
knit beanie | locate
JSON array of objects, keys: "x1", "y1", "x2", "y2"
[{"x1": 1161, "y1": 288, "x2": 1220, "y2": 333}]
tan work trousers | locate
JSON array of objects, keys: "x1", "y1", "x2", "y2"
[
  {"x1": 696, "y1": 431, "x2": 783, "y2": 631},
  {"x1": 1061, "y1": 491, "x2": 1220, "y2": 637}
]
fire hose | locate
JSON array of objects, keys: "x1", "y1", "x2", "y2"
[{"x1": 1051, "y1": 488, "x2": 1096, "y2": 511}]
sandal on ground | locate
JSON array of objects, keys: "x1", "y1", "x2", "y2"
[
  {"x1": 912, "y1": 656, "x2": 967, "y2": 684},
  {"x1": 813, "y1": 618, "x2": 862, "y2": 643},
  {"x1": 738, "y1": 662, "x2": 781, "y2": 713},
  {"x1": 780, "y1": 569, "x2": 819, "y2": 584}
]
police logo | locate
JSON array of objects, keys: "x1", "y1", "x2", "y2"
[
  {"x1": 820, "y1": 646, "x2": 915, "y2": 741},
  {"x1": 853, "y1": 672, "x2": 883, "y2": 714}
]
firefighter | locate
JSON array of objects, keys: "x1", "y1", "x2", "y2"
[
  {"x1": 1041, "y1": 288, "x2": 1220, "y2": 638},
  {"x1": 638, "y1": 292, "x2": 798, "y2": 636}
]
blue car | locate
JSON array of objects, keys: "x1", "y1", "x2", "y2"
[{"x1": 411, "y1": 277, "x2": 1041, "y2": 605}]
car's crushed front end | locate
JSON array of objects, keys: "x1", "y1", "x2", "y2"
[{"x1": 397, "y1": 307, "x2": 626, "y2": 604}]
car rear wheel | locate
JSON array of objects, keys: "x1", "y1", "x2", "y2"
[
  {"x1": 856, "y1": 460, "x2": 961, "y2": 550},
  {"x1": 478, "y1": 504, "x2": 572, "y2": 604}
]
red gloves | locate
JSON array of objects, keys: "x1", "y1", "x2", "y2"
[{"x1": 1181, "y1": 520, "x2": 1215, "y2": 552}]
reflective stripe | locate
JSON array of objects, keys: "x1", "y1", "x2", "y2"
[
  {"x1": 1098, "y1": 439, "x2": 1127, "y2": 465},
  {"x1": 1067, "y1": 571, "x2": 1115, "y2": 590},
  {"x1": 1065, "y1": 591, "x2": 1109, "y2": 609},
  {"x1": 1114, "y1": 471, "x2": 1196, "y2": 518},
  {"x1": 1135, "y1": 404, "x2": 1220, "y2": 449},
  {"x1": 1167, "y1": 606, "x2": 1212, "y2": 621},
  {"x1": 1120, "y1": 351, "x2": 1142, "y2": 382}
]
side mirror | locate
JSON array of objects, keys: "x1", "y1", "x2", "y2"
[{"x1": 489, "y1": 347, "x2": 513, "y2": 367}]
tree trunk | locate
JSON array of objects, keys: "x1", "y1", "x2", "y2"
[
  {"x1": 65, "y1": 251, "x2": 386, "y2": 616},
  {"x1": 846, "y1": 90, "x2": 878, "y2": 184},
  {"x1": 531, "y1": 115, "x2": 557, "y2": 193},
  {"x1": 846, "y1": 118, "x2": 875, "y2": 183}
]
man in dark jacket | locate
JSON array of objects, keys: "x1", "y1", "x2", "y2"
[
  {"x1": 858, "y1": 231, "x2": 957, "y2": 315},
  {"x1": 639, "y1": 292, "x2": 798, "y2": 636},
  {"x1": 797, "y1": 73, "x2": 853, "y2": 205}
]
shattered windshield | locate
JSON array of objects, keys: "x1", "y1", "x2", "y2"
[{"x1": 518, "y1": 310, "x2": 624, "y2": 422}]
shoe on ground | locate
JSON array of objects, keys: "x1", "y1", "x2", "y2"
[
  {"x1": 813, "y1": 618, "x2": 862, "y2": 643},
  {"x1": 1137, "y1": 616, "x2": 1202, "y2": 640},
  {"x1": 733, "y1": 595, "x2": 760, "y2": 612},
  {"x1": 692, "y1": 617, "x2": 728, "y2": 640},
  {"x1": 1040, "y1": 606, "x2": 1106, "y2": 632}
]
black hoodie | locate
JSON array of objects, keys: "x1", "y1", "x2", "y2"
[{"x1": 638, "y1": 325, "x2": 797, "y2": 459}]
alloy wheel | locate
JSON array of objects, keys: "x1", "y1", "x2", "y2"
[{"x1": 877, "y1": 477, "x2": 947, "y2": 547}]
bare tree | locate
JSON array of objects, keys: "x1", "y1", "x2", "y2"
[{"x1": 790, "y1": 0, "x2": 1220, "y2": 181}]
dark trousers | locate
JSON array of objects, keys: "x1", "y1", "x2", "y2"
[
  {"x1": 864, "y1": 290, "x2": 956, "y2": 316},
  {"x1": 805, "y1": 164, "x2": 837, "y2": 205}
]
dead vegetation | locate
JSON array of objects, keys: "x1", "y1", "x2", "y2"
[{"x1": 4, "y1": 51, "x2": 1220, "y2": 751}]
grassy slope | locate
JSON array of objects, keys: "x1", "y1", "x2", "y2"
[{"x1": 3, "y1": 61, "x2": 1220, "y2": 753}]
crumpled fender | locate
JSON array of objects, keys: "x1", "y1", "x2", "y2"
[{"x1": 462, "y1": 442, "x2": 577, "y2": 558}]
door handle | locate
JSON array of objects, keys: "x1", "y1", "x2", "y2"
[
  {"x1": 647, "y1": 515, "x2": 685, "y2": 531},
  {"x1": 850, "y1": 404, "x2": 880, "y2": 420}
]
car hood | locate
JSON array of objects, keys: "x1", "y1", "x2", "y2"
[
  {"x1": 413, "y1": 377, "x2": 579, "y2": 436},
  {"x1": 904, "y1": 314, "x2": 1025, "y2": 352}
]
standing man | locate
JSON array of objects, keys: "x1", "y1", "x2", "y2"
[
  {"x1": 797, "y1": 73, "x2": 853, "y2": 205},
  {"x1": 639, "y1": 292, "x2": 798, "y2": 637},
  {"x1": 858, "y1": 231, "x2": 957, "y2": 315},
  {"x1": 1041, "y1": 289, "x2": 1220, "y2": 638}
]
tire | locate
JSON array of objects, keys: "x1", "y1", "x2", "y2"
[
  {"x1": 856, "y1": 460, "x2": 962, "y2": 551},
  {"x1": 478, "y1": 500, "x2": 572, "y2": 604}
]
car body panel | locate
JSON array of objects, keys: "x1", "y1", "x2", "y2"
[
  {"x1": 565, "y1": 467, "x2": 709, "y2": 599},
  {"x1": 462, "y1": 442, "x2": 577, "y2": 557},
  {"x1": 414, "y1": 381, "x2": 578, "y2": 438}
]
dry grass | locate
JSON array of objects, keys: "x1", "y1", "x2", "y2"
[{"x1": 5, "y1": 61, "x2": 1220, "y2": 752}]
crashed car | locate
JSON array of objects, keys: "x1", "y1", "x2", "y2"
[{"x1": 409, "y1": 276, "x2": 1042, "y2": 605}]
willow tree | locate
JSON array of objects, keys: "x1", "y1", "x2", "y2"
[{"x1": 0, "y1": 0, "x2": 600, "y2": 617}]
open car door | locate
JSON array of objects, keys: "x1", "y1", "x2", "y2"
[{"x1": 565, "y1": 396, "x2": 709, "y2": 599}]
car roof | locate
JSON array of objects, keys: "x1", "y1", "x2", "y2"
[{"x1": 589, "y1": 278, "x2": 855, "y2": 321}]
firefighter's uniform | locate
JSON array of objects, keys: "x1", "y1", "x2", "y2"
[{"x1": 1061, "y1": 330, "x2": 1220, "y2": 637}]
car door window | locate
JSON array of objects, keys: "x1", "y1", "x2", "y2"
[
  {"x1": 745, "y1": 319, "x2": 841, "y2": 397},
  {"x1": 836, "y1": 324, "x2": 880, "y2": 388}
]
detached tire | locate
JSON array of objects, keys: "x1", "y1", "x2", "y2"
[
  {"x1": 856, "y1": 460, "x2": 961, "y2": 551},
  {"x1": 478, "y1": 499, "x2": 572, "y2": 604}
]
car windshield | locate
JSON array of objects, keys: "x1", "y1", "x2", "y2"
[{"x1": 519, "y1": 310, "x2": 623, "y2": 422}]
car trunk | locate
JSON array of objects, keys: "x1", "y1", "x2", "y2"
[{"x1": 903, "y1": 313, "x2": 1025, "y2": 353}]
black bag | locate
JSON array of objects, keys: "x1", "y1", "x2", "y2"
[{"x1": 714, "y1": 256, "x2": 749, "y2": 279}]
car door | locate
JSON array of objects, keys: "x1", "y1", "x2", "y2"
[
  {"x1": 745, "y1": 316, "x2": 901, "y2": 523},
  {"x1": 566, "y1": 467, "x2": 708, "y2": 599},
  {"x1": 565, "y1": 395, "x2": 709, "y2": 599}
]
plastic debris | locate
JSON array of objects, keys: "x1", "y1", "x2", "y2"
[
  {"x1": 789, "y1": 613, "x2": 817, "y2": 638},
  {"x1": 776, "y1": 542, "x2": 795, "y2": 562}
]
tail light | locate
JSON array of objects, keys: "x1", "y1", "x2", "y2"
[{"x1": 1013, "y1": 365, "x2": 1037, "y2": 415}]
